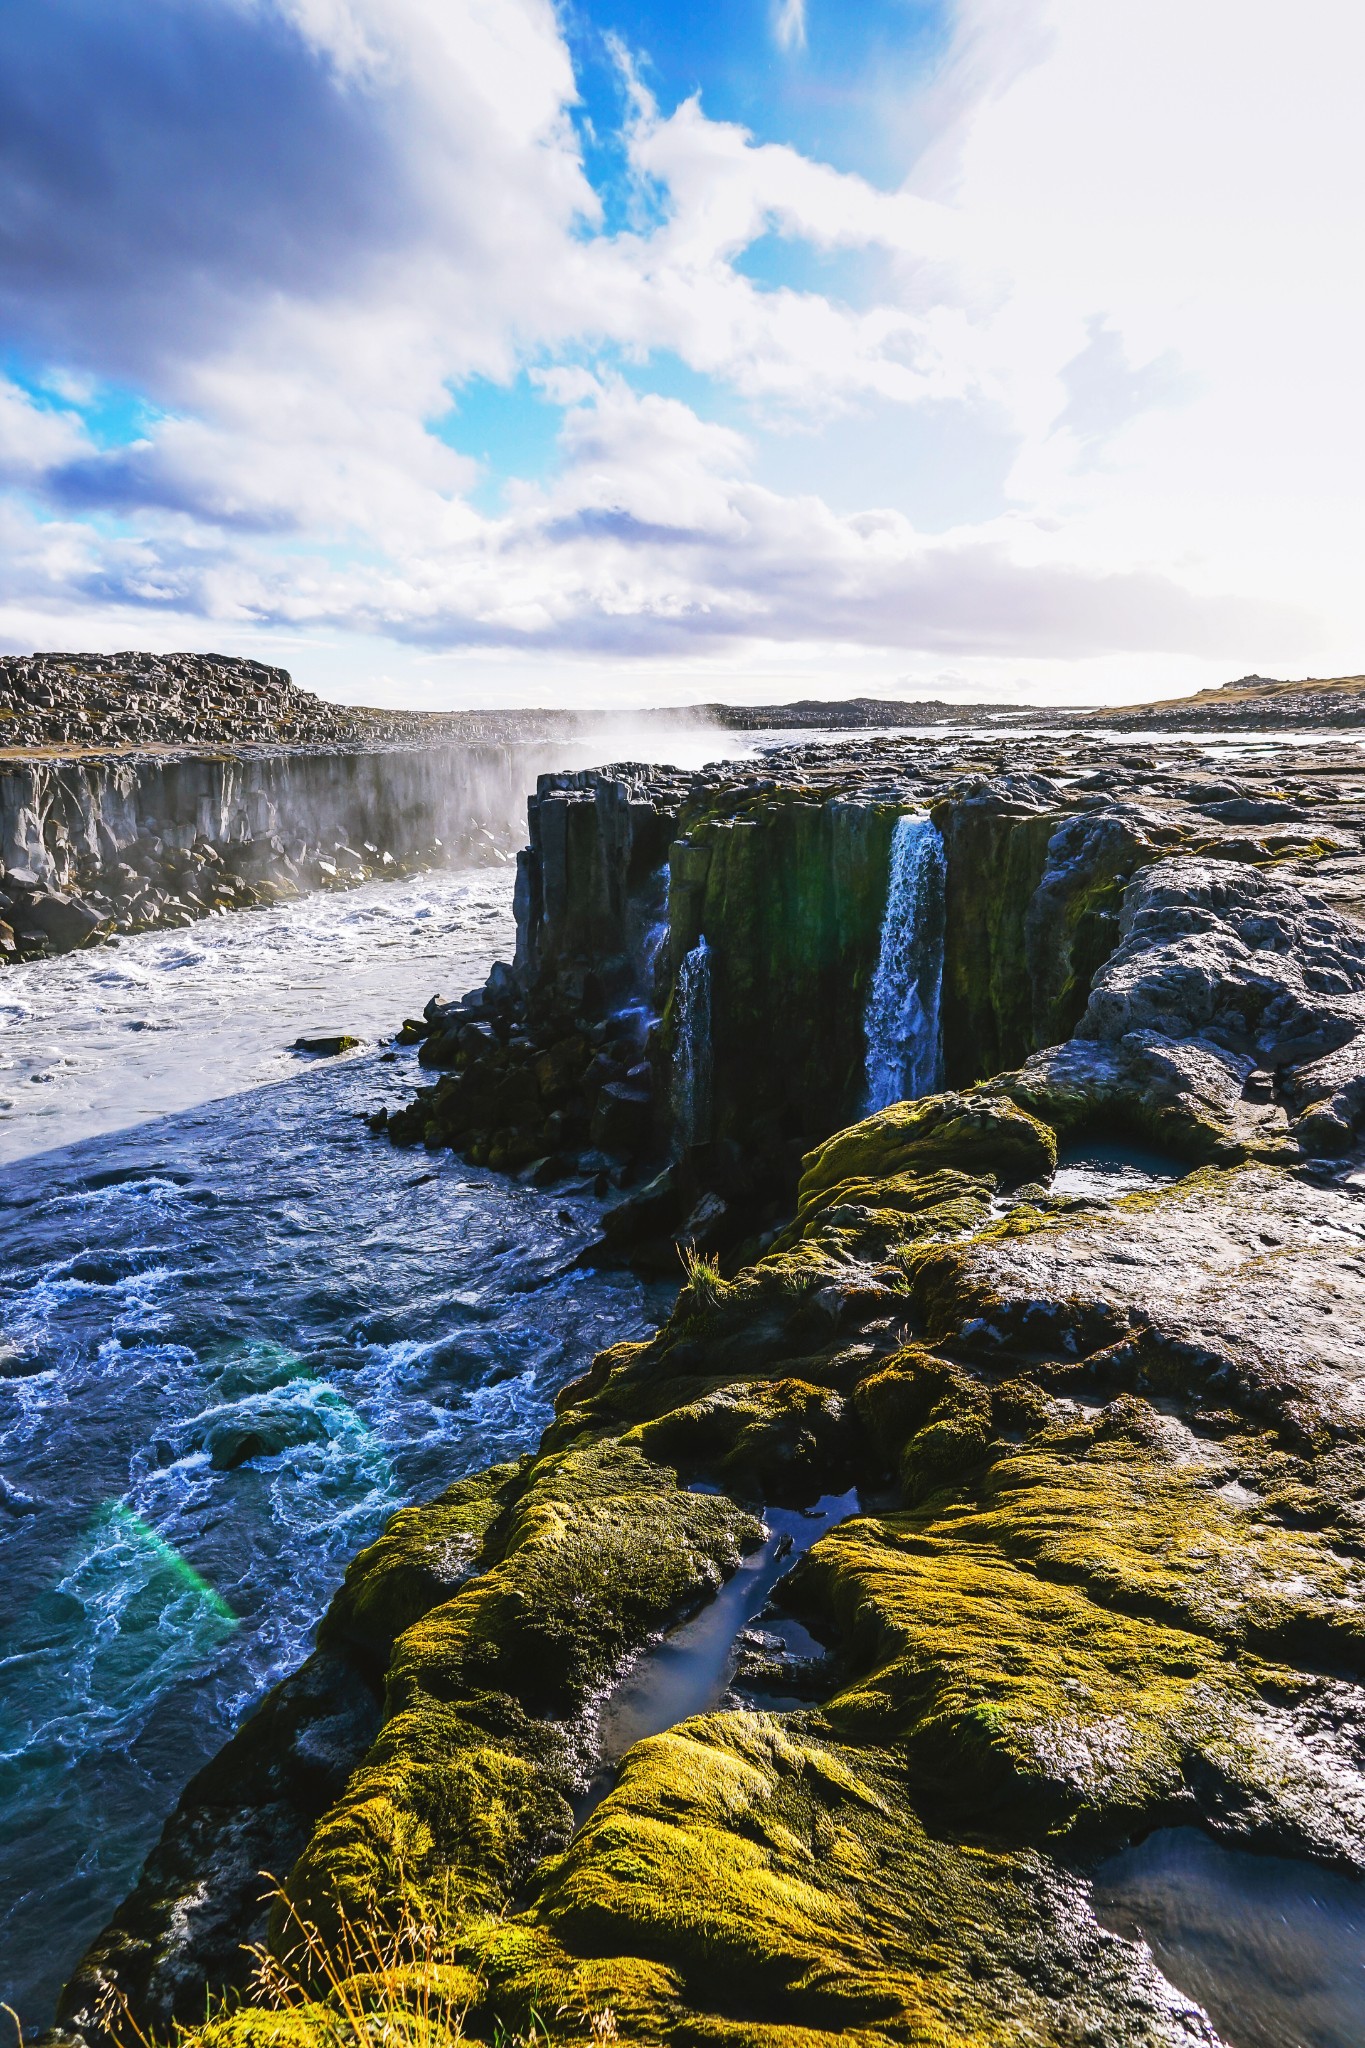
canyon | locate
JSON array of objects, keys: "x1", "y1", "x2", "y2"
[{"x1": 43, "y1": 720, "x2": 1365, "y2": 2048}]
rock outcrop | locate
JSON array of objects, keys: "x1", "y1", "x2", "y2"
[
  {"x1": 0, "y1": 742, "x2": 584, "y2": 962},
  {"x1": 61, "y1": 729, "x2": 1365, "y2": 2048},
  {"x1": 381, "y1": 733, "x2": 1365, "y2": 1264},
  {"x1": 0, "y1": 651, "x2": 415, "y2": 753}
]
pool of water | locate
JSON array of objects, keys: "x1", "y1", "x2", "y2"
[
  {"x1": 1093, "y1": 1828, "x2": 1365, "y2": 2048},
  {"x1": 0, "y1": 868, "x2": 667, "y2": 2028},
  {"x1": 1052, "y1": 1140, "x2": 1188, "y2": 1201},
  {"x1": 576, "y1": 1489, "x2": 857, "y2": 1820}
]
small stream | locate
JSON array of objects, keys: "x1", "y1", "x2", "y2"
[{"x1": 576, "y1": 1489, "x2": 857, "y2": 1820}]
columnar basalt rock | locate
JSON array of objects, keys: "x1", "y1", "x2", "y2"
[
  {"x1": 0, "y1": 743, "x2": 579, "y2": 961},
  {"x1": 383, "y1": 732, "x2": 1365, "y2": 1256}
]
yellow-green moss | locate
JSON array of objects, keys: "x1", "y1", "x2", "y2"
[
  {"x1": 320, "y1": 1462, "x2": 525, "y2": 1663},
  {"x1": 462, "y1": 1713, "x2": 1194, "y2": 2047},
  {"x1": 283, "y1": 1443, "x2": 762, "y2": 1939},
  {"x1": 790, "y1": 1406, "x2": 1365, "y2": 1834},
  {"x1": 797, "y1": 1093, "x2": 1056, "y2": 1211}
]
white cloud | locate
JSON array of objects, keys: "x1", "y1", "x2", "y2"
[
  {"x1": 0, "y1": 0, "x2": 1361, "y2": 703},
  {"x1": 772, "y1": 0, "x2": 807, "y2": 56},
  {"x1": 0, "y1": 380, "x2": 92, "y2": 482}
]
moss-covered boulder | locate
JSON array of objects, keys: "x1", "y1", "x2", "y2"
[{"x1": 797, "y1": 1091, "x2": 1056, "y2": 1210}]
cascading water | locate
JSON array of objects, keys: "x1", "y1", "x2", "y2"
[
  {"x1": 863, "y1": 814, "x2": 946, "y2": 1111},
  {"x1": 672, "y1": 937, "x2": 713, "y2": 1147}
]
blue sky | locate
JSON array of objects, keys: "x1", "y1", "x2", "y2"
[{"x1": 0, "y1": 0, "x2": 1360, "y2": 707}]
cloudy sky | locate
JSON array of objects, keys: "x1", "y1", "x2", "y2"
[{"x1": 0, "y1": 0, "x2": 1360, "y2": 708}]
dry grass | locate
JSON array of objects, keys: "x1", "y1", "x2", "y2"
[
  {"x1": 678, "y1": 1242, "x2": 727, "y2": 1313},
  {"x1": 56, "y1": 1880, "x2": 617, "y2": 2048}
]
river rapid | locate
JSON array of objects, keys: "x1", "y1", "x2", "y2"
[{"x1": 0, "y1": 864, "x2": 672, "y2": 2028}]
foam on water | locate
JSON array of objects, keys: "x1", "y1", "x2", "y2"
[{"x1": 0, "y1": 869, "x2": 516, "y2": 1162}]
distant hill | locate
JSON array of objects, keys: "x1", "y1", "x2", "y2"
[
  {"x1": 6, "y1": 648, "x2": 1365, "y2": 756},
  {"x1": 1081, "y1": 673, "x2": 1365, "y2": 730}
]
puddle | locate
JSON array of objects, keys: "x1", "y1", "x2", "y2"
[
  {"x1": 575, "y1": 1488, "x2": 856, "y2": 1820},
  {"x1": 1052, "y1": 1140, "x2": 1187, "y2": 1201},
  {"x1": 1093, "y1": 1828, "x2": 1365, "y2": 2048}
]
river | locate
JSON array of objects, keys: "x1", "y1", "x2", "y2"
[{"x1": 0, "y1": 862, "x2": 673, "y2": 2028}]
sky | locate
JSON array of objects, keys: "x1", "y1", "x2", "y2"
[{"x1": 0, "y1": 0, "x2": 1361, "y2": 710}]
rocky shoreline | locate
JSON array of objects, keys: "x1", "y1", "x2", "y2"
[{"x1": 50, "y1": 727, "x2": 1365, "y2": 2048}]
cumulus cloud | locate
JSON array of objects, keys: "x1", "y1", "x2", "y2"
[{"x1": 0, "y1": 0, "x2": 1358, "y2": 701}]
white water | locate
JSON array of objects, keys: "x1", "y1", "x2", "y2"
[
  {"x1": 863, "y1": 814, "x2": 946, "y2": 1111},
  {"x1": 672, "y1": 937, "x2": 713, "y2": 1147},
  {"x1": 0, "y1": 870, "x2": 512, "y2": 1163}
]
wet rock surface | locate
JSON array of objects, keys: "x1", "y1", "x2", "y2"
[{"x1": 60, "y1": 729, "x2": 1365, "y2": 2047}]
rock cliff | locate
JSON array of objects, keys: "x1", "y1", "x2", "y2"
[
  {"x1": 60, "y1": 731, "x2": 1365, "y2": 2048},
  {"x1": 0, "y1": 742, "x2": 607, "y2": 963},
  {"x1": 382, "y1": 734, "x2": 1365, "y2": 1261}
]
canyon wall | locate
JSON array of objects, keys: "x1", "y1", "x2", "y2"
[
  {"x1": 389, "y1": 738, "x2": 1365, "y2": 1263},
  {"x1": 0, "y1": 740, "x2": 601, "y2": 959}
]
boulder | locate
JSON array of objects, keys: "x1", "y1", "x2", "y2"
[
  {"x1": 590, "y1": 1081, "x2": 652, "y2": 1153},
  {"x1": 798, "y1": 1090, "x2": 1057, "y2": 1210},
  {"x1": 16, "y1": 889, "x2": 108, "y2": 951}
]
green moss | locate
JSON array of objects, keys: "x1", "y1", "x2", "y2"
[
  {"x1": 790, "y1": 1407, "x2": 1365, "y2": 1836},
  {"x1": 158, "y1": 1085, "x2": 1365, "y2": 2048},
  {"x1": 281, "y1": 1443, "x2": 761, "y2": 1940},
  {"x1": 797, "y1": 1092, "x2": 1056, "y2": 1210},
  {"x1": 627, "y1": 1375, "x2": 860, "y2": 1501},
  {"x1": 766, "y1": 1165, "x2": 995, "y2": 1262},
  {"x1": 465, "y1": 1714, "x2": 1199, "y2": 2047},
  {"x1": 320, "y1": 1463, "x2": 525, "y2": 1664}
]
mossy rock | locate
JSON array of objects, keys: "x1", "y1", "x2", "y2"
[
  {"x1": 113, "y1": 1074, "x2": 1365, "y2": 2047},
  {"x1": 797, "y1": 1091, "x2": 1056, "y2": 1210},
  {"x1": 466, "y1": 1714, "x2": 1212, "y2": 2046},
  {"x1": 281, "y1": 1442, "x2": 762, "y2": 1940},
  {"x1": 320, "y1": 1462, "x2": 524, "y2": 1664}
]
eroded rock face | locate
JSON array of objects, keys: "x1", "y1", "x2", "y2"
[{"x1": 0, "y1": 743, "x2": 558, "y2": 959}]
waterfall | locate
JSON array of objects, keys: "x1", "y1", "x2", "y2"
[
  {"x1": 864, "y1": 814, "x2": 946, "y2": 1111},
  {"x1": 672, "y1": 937, "x2": 713, "y2": 1147}
]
